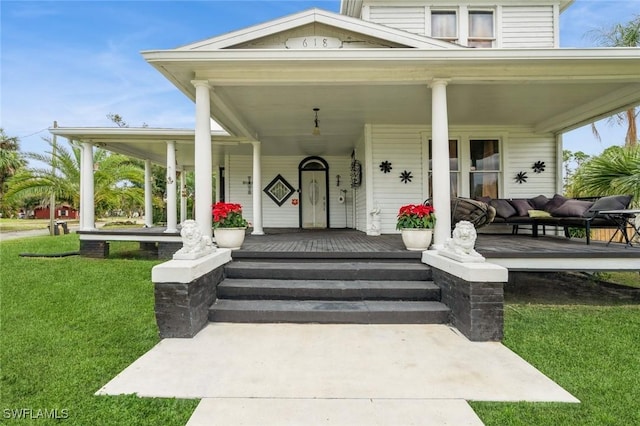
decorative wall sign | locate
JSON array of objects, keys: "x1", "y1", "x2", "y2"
[
  {"x1": 400, "y1": 170, "x2": 413, "y2": 184},
  {"x1": 242, "y1": 176, "x2": 252, "y2": 194},
  {"x1": 532, "y1": 161, "x2": 546, "y2": 173},
  {"x1": 263, "y1": 174, "x2": 295, "y2": 206},
  {"x1": 351, "y1": 160, "x2": 362, "y2": 188},
  {"x1": 515, "y1": 171, "x2": 528, "y2": 184},
  {"x1": 379, "y1": 161, "x2": 392, "y2": 173}
]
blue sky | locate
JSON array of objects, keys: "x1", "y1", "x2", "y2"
[{"x1": 1, "y1": 0, "x2": 638, "y2": 158}]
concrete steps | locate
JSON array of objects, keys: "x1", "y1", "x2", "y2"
[
  {"x1": 218, "y1": 279, "x2": 441, "y2": 301},
  {"x1": 209, "y1": 259, "x2": 450, "y2": 324}
]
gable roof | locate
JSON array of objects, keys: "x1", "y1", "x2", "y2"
[{"x1": 176, "y1": 8, "x2": 463, "y2": 51}]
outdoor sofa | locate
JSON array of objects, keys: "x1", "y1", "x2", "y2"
[{"x1": 478, "y1": 194, "x2": 633, "y2": 244}]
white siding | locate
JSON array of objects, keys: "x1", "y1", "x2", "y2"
[
  {"x1": 501, "y1": 6, "x2": 555, "y2": 48},
  {"x1": 502, "y1": 131, "x2": 557, "y2": 198},
  {"x1": 227, "y1": 155, "x2": 353, "y2": 229},
  {"x1": 371, "y1": 125, "x2": 427, "y2": 234},
  {"x1": 368, "y1": 6, "x2": 427, "y2": 35}
]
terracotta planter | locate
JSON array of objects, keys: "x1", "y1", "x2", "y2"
[
  {"x1": 214, "y1": 227, "x2": 246, "y2": 250},
  {"x1": 400, "y1": 228, "x2": 433, "y2": 251}
]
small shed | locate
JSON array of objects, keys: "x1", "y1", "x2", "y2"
[{"x1": 33, "y1": 204, "x2": 78, "y2": 220}]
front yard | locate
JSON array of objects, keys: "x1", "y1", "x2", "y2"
[{"x1": 0, "y1": 234, "x2": 638, "y2": 425}]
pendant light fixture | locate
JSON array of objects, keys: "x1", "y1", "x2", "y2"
[{"x1": 312, "y1": 107, "x2": 321, "y2": 136}]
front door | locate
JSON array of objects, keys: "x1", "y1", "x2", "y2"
[{"x1": 299, "y1": 157, "x2": 329, "y2": 229}]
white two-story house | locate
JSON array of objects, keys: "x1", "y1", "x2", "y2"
[{"x1": 53, "y1": 0, "x2": 640, "y2": 248}]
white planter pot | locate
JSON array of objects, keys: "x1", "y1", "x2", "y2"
[
  {"x1": 214, "y1": 227, "x2": 246, "y2": 250},
  {"x1": 400, "y1": 228, "x2": 433, "y2": 251}
]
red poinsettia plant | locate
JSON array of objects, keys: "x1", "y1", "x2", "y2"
[
  {"x1": 396, "y1": 204, "x2": 436, "y2": 230},
  {"x1": 212, "y1": 202, "x2": 248, "y2": 229}
]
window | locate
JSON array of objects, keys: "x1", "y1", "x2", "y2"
[
  {"x1": 431, "y1": 11, "x2": 457, "y2": 42},
  {"x1": 468, "y1": 11, "x2": 494, "y2": 48},
  {"x1": 469, "y1": 139, "x2": 500, "y2": 198},
  {"x1": 428, "y1": 139, "x2": 459, "y2": 197}
]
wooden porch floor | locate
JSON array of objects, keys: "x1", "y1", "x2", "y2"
[{"x1": 238, "y1": 228, "x2": 640, "y2": 272}]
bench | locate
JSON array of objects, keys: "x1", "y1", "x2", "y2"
[{"x1": 484, "y1": 194, "x2": 633, "y2": 244}]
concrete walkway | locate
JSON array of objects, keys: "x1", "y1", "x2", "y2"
[{"x1": 98, "y1": 323, "x2": 578, "y2": 425}]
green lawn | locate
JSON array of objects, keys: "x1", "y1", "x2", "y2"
[
  {"x1": 1, "y1": 234, "x2": 639, "y2": 425},
  {"x1": 0, "y1": 235, "x2": 198, "y2": 425},
  {"x1": 0, "y1": 219, "x2": 60, "y2": 232},
  {"x1": 472, "y1": 304, "x2": 640, "y2": 425}
]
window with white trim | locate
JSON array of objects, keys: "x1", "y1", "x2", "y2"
[
  {"x1": 469, "y1": 139, "x2": 500, "y2": 198},
  {"x1": 431, "y1": 10, "x2": 458, "y2": 43},
  {"x1": 427, "y1": 139, "x2": 460, "y2": 197},
  {"x1": 430, "y1": 8, "x2": 495, "y2": 48},
  {"x1": 468, "y1": 10, "x2": 495, "y2": 48}
]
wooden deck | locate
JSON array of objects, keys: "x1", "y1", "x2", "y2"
[
  {"x1": 238, "y1": 228, "x2": 640, "y2": 272},
  {"x1": 78, "y1": 227, "x2": 639, "y2": 271}
]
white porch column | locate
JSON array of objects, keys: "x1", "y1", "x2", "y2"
[
  {"x1": 251, "y1": 141, "x2": 264, "y2": 235},
  {"x1": 179, "y1": 167, "x2": 187, "y2": 224},
  {"x1": 430, "y1": 79, "x2": 452, "y2": 249},
  {"x1": 192, "y1": 80, "x2": 213, "y2": 238},
  {"x1": 81, "y1": 142, "x2": 95, "y2": 230},
  {"x1": 144, "y1": 159, "x2": 153, "y2": 227},
  {"x1": 165, "y1": 141, "x2": 178, "y2": 233}
]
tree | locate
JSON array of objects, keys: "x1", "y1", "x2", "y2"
[
  {"x1": 5, "y1": 138, "x2": 145, "y2": 217},
  {"x1": 589, "y1": 15, "x2": 640, "y2": 147},
  {"x1": 563, "y1": 149, "x2": 590, "y2": 195},
  {"x1": 0, "y1": 128, "x2": 26, "y2": 216},
  {"x1": 569, "y1": 146, "x2": 640, "y2": 206}
]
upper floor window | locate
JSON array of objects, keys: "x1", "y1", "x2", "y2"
[
  {"x1": 431, "y1": 11, "x2": 458, "y2": 42},
  {"x1": 468, "y1": 11, "x2": 495, "y2": 48}
]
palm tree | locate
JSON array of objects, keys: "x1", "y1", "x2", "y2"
[
  {"x1": 589, "y1": 15, "x2": 640, "y2": 147},
  {"x1": 569, "y1": 146, "x2": 640, "y2": 206},
  {"x1": 5, "y1": 138, "x2": 145, "y2": 216},
  {"x1": 0, "y1": 128, "x2": 26, "y2": 216}
]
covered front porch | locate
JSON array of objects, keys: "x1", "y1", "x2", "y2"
[{"x1": 82, "y1": 225, "x2": 640, "y2": 272}]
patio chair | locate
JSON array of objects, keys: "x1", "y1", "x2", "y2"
[{"x1": 423, "y1": 197, "x2": 496, "y2": 229}]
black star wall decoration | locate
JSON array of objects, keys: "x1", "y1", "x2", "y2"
[
  {"x1": 515, "y1": 171, "x2": 528, "y2": 184},
  {"x1": 379, "y1": 161, "x2": 392, "y2": 173},
  {"x1": 532, "y1": 161, "x2": 546, "y2": 173},
  {"x1": 400, "y1": 170, "x2": 413, "y2": 184}
]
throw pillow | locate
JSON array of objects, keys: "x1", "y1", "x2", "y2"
[
  {"x1": 544, "y1": 194, "x2": 568, "y2": 213},
  {"x1": 490, "y1": 199, "x2": 517, "y2": 219},
  {"x1": 550, "y1": 199, "x2": 594, "y2": 217},
  {"x1": 529, "y1": 195, "x2": 550, "y2": 210},
  {"x1": 585, "y1": 195, "x2": 633, "y2": 217},
  {"x1": 528, "y1": 210, "x2": 552, "y2": 218},
  {"x1": 509, "y1": 199, "x2": 532, "y2": 217},
  {"x1": 476, "y1": 196, "x2": 492, "y2": 204}
]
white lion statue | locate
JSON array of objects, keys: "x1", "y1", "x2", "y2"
[
  {"x1": 173, "y1": 220, "x2": 214, "y2": 259},
  {"x1": 441, "y1": 220, "x2": 484, "y2": 262}
]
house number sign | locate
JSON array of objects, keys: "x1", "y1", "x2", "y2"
[{"x1": 285, "y1": 36, "x2": 342, "y2": 49}]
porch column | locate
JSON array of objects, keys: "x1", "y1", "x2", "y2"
[
  {"x1": 430, "y1": 79, "x2": 452, "y2": 249},
  {"x1": 251, "y1": 141, "x2": 264, "y2": 235},
  {"x1": 192, "y1": 80, "x2": 213, "y2": 238},
  {"x1": 144, "y1": 159, "x2": 153, "y2": 227},
  {"x1": 165, "y1": 140, "x2": 178, "y2": 233},
  {"x1": 179, "y1": 167, "x2": 187, "y2": 223},
  {"x1": 81, "y1": 142, "x2": 95, "y2": 230}
]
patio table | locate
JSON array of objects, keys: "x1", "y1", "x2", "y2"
[{"x1": 598, "y1": 209, "x2": 640, "y2": 246}]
